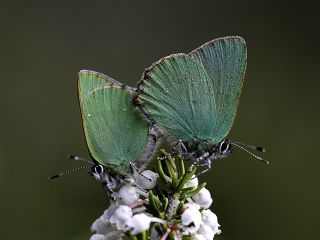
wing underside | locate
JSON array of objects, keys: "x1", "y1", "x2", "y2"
[
  {"x1": 135, "y1": 36, "x2": 247, "y2": 144},
  {"x1": 136, "y1": 54, "x2": 217, "y2": 142},
  {"x1": 190, "y1": 36, "x2": 247, "y2": 142},
  {"x1": 78, "y1": 70, "x2": 150, "y2": 172}
]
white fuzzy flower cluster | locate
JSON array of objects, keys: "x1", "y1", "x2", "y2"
[
  {"x1": 90, "y1": 170, "x2": 221, "y2": 240},
  {"x1": 181, "y1": 176, "x2": 221, "y2": 240},
  {"x1": 90, "y1": 170, "x2": 164, "y2": 240},
  {"x1": 90, "y1": 146, "x2": 221, "y2": 240}
]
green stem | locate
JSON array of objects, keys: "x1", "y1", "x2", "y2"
[
  {"x1": 176, "y1": 168, "x2": 197, "y2": 192},
  {"x1": 156, "y1": 159, "x2": 169, "y2": 184},
  {"x1": 177, "y1": 154, "x2": 185, "y2": 177}
]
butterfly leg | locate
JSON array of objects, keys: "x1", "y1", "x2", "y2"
[
  {"x1": 195, "y1": 160, "x2": 212, "y2": 177},
  {"x1": 132, "y1": 183, "x2": 148, "y2": 197},
  {"x1": 170, "y1": 139, "x2": 188, "y2": 155},
  {"x1": 102, "y1": 176, "x2": 122, "y2": 198},
  {"x1": 190, "y1": 152, "x2": 213, "y2": 177},
  {"x1": 190, "y1": 152, "x2": 209, "y2": 169},
  {"x1": 178, "y1": 140, "x2": 188, "y2": 153},
  {"x1": 130, "y1": 162, "x2": 152, "y2": 182}
]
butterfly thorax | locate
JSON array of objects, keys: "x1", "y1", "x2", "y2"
[{"x1": 184, "y1": 140, "x2": 215, "y2": 153}]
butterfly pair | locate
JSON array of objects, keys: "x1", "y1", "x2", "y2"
[{"x1": 75, "y1": 36, "x2": 265, "y2": 184}]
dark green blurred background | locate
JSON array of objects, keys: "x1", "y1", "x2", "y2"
[{"x1": 1, "y1": 0, "x2": 319, "y2": 239}]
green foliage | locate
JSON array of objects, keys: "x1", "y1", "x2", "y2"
[{"x1": 125, "y1": 149, "x2": 207, "y2": 240}]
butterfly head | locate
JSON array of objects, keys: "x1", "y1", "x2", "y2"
[
  {"x1": 90, "y1": 164, "x2": 106, "y2": 181},
  {"x1": 218, "y1": 139, "x2": 233, "y2": 156},
  {"x1": 209, "y1": 139, "x2": 233, "y2": 160}
]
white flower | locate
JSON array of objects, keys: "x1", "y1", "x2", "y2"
[
  {"x1": 126, "y1": 213, "x2": 165, "y2": 235},
  {"x1": 197, "y1": 224, "x2": 215, "y2": 240},
  {"x1": 90, "y1": 208, "x2": 124, "y2": 240},
  {"x1": 185, "y1": 175, "x2": 198, "y2": 188},
  {"x1": 90, "y1": 234, "x2": 106, "y2": 240},
  {"x1": 91, "y1": 203, "x2": 118, "y2": 235},
  {"x1": 135, "y1": 170, "x2": 159, "y2": 190},
  {"x1": 109, "y1": 205, "x2": 133, "y2": 230},
  {"x1": 181, "y1": 204, "x2": 202, "y2": 234},
  {"x1": 184, "y1": 201, "x2": 201, "y2": 210},
  {"x1": 91, "y1": 217, "x2": 111, "y2": 235},
  {"x1": 115, "y1": 185, "x2": 139, "y2": 205},
  {"x1": 192, "y1": 188, "x2": 213, "y2": 209},
  {"x1": 90, "y1": 215, "x2": 123, "y2": 240},
  {"x1": 132, "y1": 205, "x2": 147, "y2": 214},
  {"x1": 201, "y1": 210, "x2": 221, "y2": 234},
  {"x1": 191, "y1": 233, "x2": 206, "y2": 240},
  {"x1": 102, "y1": 202, "x2": 117, "y2": 221},
  {"x1": 90, "y1": 232, "x2": 123, "y2": 240}
]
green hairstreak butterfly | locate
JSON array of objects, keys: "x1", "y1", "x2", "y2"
[
  {"x1": 78, "y1": 70, "x2": 158, "y2": 177},
  {"x1": 134, "y1": 36, "x2": 267, "y2": 170},
  {"x1": 50, "y1": 70, "x2": 158, "y2": 186}
]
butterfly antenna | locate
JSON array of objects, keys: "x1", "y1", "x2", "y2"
[
  {"x1": 69, "y1": 154, "x2": 95, "y2": 165},
  {"x1": 49, "y1": 165, "x2": 92, "y2": 180},
  {"x1": 230, "y1": 142, "x2": 269, "y2": 165},
  {"x1": 232, "y1": 141, "x2": 266, "y2": 153}
]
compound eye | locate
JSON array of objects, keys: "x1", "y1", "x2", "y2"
[
  {"x1": 94, "y1": 165, "x2": 104, "y2": 175},
  {"x1": 219, "y1": 140, "x2": 230, "y2": 154}
]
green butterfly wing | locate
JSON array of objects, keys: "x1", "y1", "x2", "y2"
[
  {"x1": 190, "y1": 36, "x2": 247, "y2": 142},
  {"x1": 135, "y1": 36, "x2": 246, "y2": 144},
  {"x1": 136, "y1": 54, "x2": 217, "y2": 142},
  {"x1": 78, "y1": 70, "x2": 150, "y2": 173}
]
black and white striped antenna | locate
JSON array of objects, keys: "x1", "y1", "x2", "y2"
[
  {"x1": 49, "y1": 155, "x2": 94, "y2": 180},
  {"x1": 230, "y1": 141, "x2": 269, "y2": 165},
  {"x1": 49, "y1": 165, "x2": 92, "y2": 179}
]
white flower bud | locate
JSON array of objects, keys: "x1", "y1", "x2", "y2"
[
  {"x1": 90, "y1": 232, "x2": 122, "y2": 240},
  {"x1": 90, "y1": 234, "x2": 106, "y2": 240},
  {"x1": 197, "y1": 224, "x2": 215, "y2": 240},
  {"x1": 185, "y1": 175, "x2": 198, "y2": 188},
  {"x1": 115, "y1": 185, "x2": 139, "y2": 205},
  {"x1": 127, "y1": 213, "x2": 150, "y2": 235},
  {"x1": 192, "y1": 188, "x2": 213, "y2": 209},
  {"x1": 91, "y1": 204, "x2": 119, "y2": 235},
  {"x1": 181, "y1": 204, "x2": 202, "y2": 233},
  {"x1": 191, "y1": 233, "x2": 206, "y2": 240},
  {"x1": 102, "y1": 203, "x2": 117, "y2": 221},
  {"x1": 126, "y1": 213, "x2": 164, "y2": 235},
  {"x1": 109, "y1": 205, "x2": 133, "y2": 230},
  {"x1": 91, "y1": 217, "x2": 109, "y2": 235},
  {"x1": 201, "y1": 210, "x2": 220, "y2": 234},
  {"x1": 184, "y1": 201, "x2": 201, "y2": 210},
  {"x1": 135, "y1": 170, "x2": 159, "y2": 190}
]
